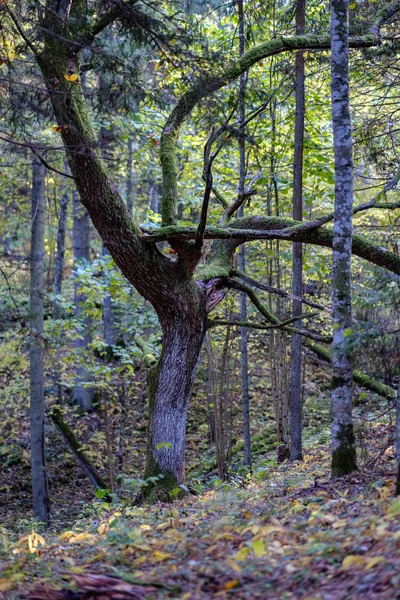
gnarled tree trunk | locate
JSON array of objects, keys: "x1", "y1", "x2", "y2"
[{"x1": 144, "y1": 289, "x2": 207, "y2": 500}]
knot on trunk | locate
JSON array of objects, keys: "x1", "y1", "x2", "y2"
[{"x1": 198, "y1": 278, "x2": 225, "y2": 312}]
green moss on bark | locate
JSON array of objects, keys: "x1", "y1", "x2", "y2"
[{"x1": 331, "y1": 423, "x2": 357, "y2": 476}]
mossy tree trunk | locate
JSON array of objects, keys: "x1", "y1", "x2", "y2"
[
  {"x1": 144, "y1": 294, "x2": 207, "y2": 500},
  {"x1": 330, "y1": 0, "x2": 357, "y2": 477}
]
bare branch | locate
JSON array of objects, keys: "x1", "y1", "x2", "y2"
[
  {"x1": 230, "y1": 269, "x2": 331, "y2": 313},
  {"x1": 29, "y1": 146, "x2": 75, "y2": 180},
  {"x1": 223, "y1": 277, "x2": 331, "y2": 342}
]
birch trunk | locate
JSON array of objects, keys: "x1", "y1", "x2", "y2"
[{"x1": 330, "y1": 0, "x2": 357, "y2": 476}]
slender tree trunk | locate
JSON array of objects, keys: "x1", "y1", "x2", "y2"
[
  {"x1": 330, "y1": 0, "x2": 357, "y2": 476},
  {"x1": 126, "y1": 138, "x2": 134, "y2": 215},
  {"x1": 205, "y1": 334, "x2": 216, "y2": 444},
  {"x1": 53, "y1": 180, "x2": 69, "y2": 320},
  {"x1": 103, "y1": 245, "x2": 118, "y2": 352},
  {"x1": 72, "y1": 190, "x2": 95, "y2": 411},
  {"x1": 30, "y1": 157, "x2": 50, "y2": 527},
  {"x1": 290, "y1": 0, "x2": 306, "y2": 462},
  {"x1": 238, "y1": 0, "x2": 252, "y2": 470},
  {"x1": 396, "y1": 375, "x2": 400, "y2": 495},
  {"x1": 144, "y1": 296, "x2": 207, "y2": 500}
]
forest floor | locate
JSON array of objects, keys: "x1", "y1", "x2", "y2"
[{"x1": 1, "y1": 418, "x2": 400, "y2": 600}]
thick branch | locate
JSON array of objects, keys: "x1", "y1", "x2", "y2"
[
  {"x1": 143, "y1": 216, "x2": 400, "y2": 275},
  {"x1": 305, "y1": 339, "x2": 396, "y2": 400}
]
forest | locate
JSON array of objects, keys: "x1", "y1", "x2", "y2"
[{"x1": 0, "y1": 0, "x2": 399, "y2": 597}]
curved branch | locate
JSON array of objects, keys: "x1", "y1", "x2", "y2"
[
  {"x1": 223, "y1": 277, "x2": 331, "y2": 342},
  {"x1": 230, "y1": 269, "x2": 331, "y2": 313},
  {"x1": 160, "y1": 32, "x2": 375, "y2": 225}
]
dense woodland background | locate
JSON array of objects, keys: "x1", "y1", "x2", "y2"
[{"x1": 0, "y1": 0, "x2": 400, "y2": 597}]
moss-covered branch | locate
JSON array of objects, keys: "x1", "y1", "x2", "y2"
[
  {"x1": 143, "y1": 216, "x2": 400, "y2": 275},
  {"x1": 304, "y1": 340, "x2": 397, "y2": 400}
]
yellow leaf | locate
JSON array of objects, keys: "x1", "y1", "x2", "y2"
[
  {"x1": 332, "y1": 519, "x2": 347, "y2": 529},
  {"x1": 69, "y1": 532, "x2": 96, "y2": 544},
  {"x1": 64, "y1": 73, "x2": 79, "y2": 83},
  {"x1": 225, "y1": 580, "x2": 239, "y2": 590},
  {"x1": 252, "y1": 539, "x2": 265, "y2": 558},
  {"x1": 387, "y1": 498, "x2": 400, "y2": 517},
  {"x1": 342, "y1": 555, "x2": 365, "y2": 570},
  {"x1": 260, "y1": 525, "x2": 283, "y2": 536},
  {"x1": 132, "y1": 543, "x2": 152, "y2": 551},
  {"x1": 69, "y1": 566, "x2": 86, "y2": 574},
  {"x1": 236, "y1": 546, "x2": 250, "y2": 562},
  {"x1": 349, "y1": 2, "x2": 357, "y2": 8},
  {"x1": 364, "y1": 556, "x2": 384, "y2": 570},
  {"x1": 0, "y1": 579, "x2": 12, "y2": 592},
  {"x1": 292, "y1": 500, "x2": 306, "y2": 512},
  {"x1": 58, "y1": 531, "x2": 76, "y2": 542},
  {"x1": 226, "y1": 557, "x2": 242, "y2": 573},
  {"x1": 51, "y1": 125, "x2": 68, "y2": 133},
  {"x1": 98, "y1": 523, "x2": 108, "y2": 535},
  {"x1": 153, "y1": 550, "x2": 172, "y2": 561}
]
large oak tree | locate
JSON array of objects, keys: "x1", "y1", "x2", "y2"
[{"x1": 5, "y1": 0, "x2": 400, "y2": 500}]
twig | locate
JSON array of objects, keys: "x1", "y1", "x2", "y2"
[{"x1": 29, "y1": 146, "x2": 75, "y2": 180}]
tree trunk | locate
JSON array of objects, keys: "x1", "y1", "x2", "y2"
[
  {"x1": 30, "y1": 156, "x2": 50, "y2": 527},
  {"x1": 53, "y1": 180, "x2": 69, "y2": 320},
  {"x1": 126, "y1": 138, "x2": 134, "y2": 215},
  {"x1": 72, "y1": 190, "x2": 95, "y2": 411},
  {"x1": 102, "y1": 245, "x2": 118, "y2": 353},
  {"x1": 144, "y1": 304, "x2": 207, "y2": 500},
  {"x1": 238, "y1": 0, "x2": 252, "y2": 470},
  {"x1": 330, "y1": 0, "x2": 357, "y2": 476},
  {"x1": 290, "y1": 0, "x2": 306, "y2": 462},
  {"x1": 396, "y1": 375, "x2": 400, "y2": 495}
]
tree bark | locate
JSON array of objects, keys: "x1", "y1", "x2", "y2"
[
  {"x1": 30, "y1": 156, "x2": 50, "y2": 527},
  {"x1": 330, "y1": 0, "x2": 357, "y2": 476},
  {"x1": 53, "y1": 179, "x2": 69, "y2": 320},
  {"x1": 144, "y1": 295, "x2": 207, "y2": 500},
  {"x1": 290, "y1": 0, "x2": 306, "y2": 462},
  {"x1": 396, "y1": 375, "x2": 400, "y2": 495},
  {"x1": 72, "y1": 190, "x2": 95, "y2": 411},
  {"x1": 126, "y1": 138, "x2": 134, "y2": 215},
  {"x1": 238, "y1": 0, "x2": 252, "y2": 470},
  {"x1": 102, "y1": 245, "x2": 118, "y2": 355}
]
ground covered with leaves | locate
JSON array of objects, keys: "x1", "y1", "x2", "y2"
[{"x1": 1, "y1": 417, "x2": 400, "y2": 600}]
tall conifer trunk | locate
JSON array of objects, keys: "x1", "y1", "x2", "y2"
[{"x1": 330, "y1": 0, "x2": 357, "y2": 476}]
